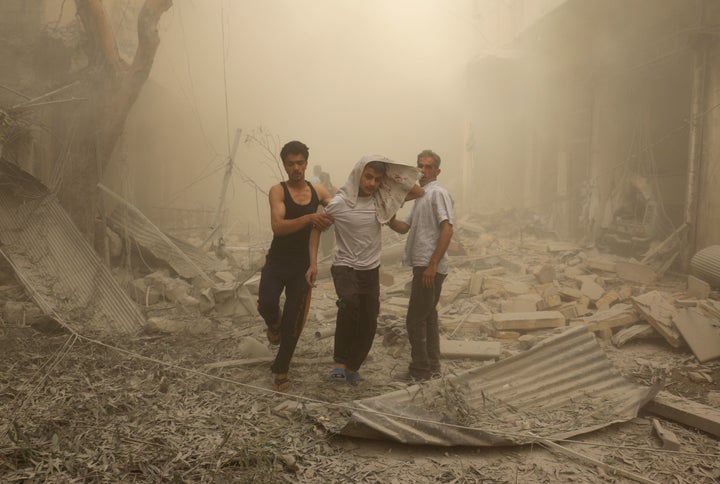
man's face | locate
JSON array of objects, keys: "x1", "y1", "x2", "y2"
[
  {"x1": 417, "y1": 156, "x2": 441, "y2": 186},
  {"x1": 283, "y1": 153, "x2": 307, "y2": 182},
  {"x1": 358, "y1": 166, "x2": 384, "y2": 197}
]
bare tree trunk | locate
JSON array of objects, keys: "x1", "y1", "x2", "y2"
[{"x1": 59, "y1": 0, "x2": 172, "y2": 240}]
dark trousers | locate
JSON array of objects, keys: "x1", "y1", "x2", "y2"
[
  {"x1": 406, "y1": 266, "x2": 446, "y2": 378},
  {"x1": 331, "y1": 265, "x2": 379, "y2": 372},
  {"x1": 257, "y1": 256, "x2": 311, "y2": 374}
]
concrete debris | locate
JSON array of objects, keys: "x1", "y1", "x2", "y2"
[
  {"x1": 501, "y1": 294, "x2": 541, "y2": 313},
  {"x1": 492, "y1": 311, "x2": 566, "y2": 331},
  {"x1": 532, "y1": 264, "x2": 556, "y2": 284},
  {"x1": 612, "y1": 324, "x2": 656, "y2": 347},
  {"x1": 651, "y1": 418, "x2": 681, "y2": 451},
  {"x1": 686, "y1": 275, "x2": 711, "y2": 299},
  {"x1": 580, "y1": 303, "x2": 640, "y2": 333},
  {"x1": 645, "y1": 391, "x2": 720, "y2": 438},
  {"x1": 576, "y1": 275, "x2": 605, "y2": 302},
  {"x1": 672, "y1": 307, "x2": 720, "y2": 363},
  {"x1": 145, "y1": 316, "x2": 213, "y2": 334},
  {"x1": 616, "y1": 260, "x2": 657, "y2": 285},
  {"x1": 438, "y1": 337, "x2": 501, "y2": 360},
  {"x1": 632, "y1": 291, "x2": 683, "y2": 348}
]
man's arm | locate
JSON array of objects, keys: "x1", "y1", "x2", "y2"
[
  {"x1": 312, "y1": 183, "x2": 334, "y2": 207},
  {"x1": 386, "y1": 215, "x2": 410, "y2": 234},
  {"x1": 305, "y1": 227, "x2": 322, "y2": 287},
  {"x1": 269, "y1": 184, "x2": 333, "y2": 236},
  {"x1": 422, "y1": 220, "x2": 453, "y2": 288},
  {"x1": 404, "y1": 184, "x2": 424, "y2": 201}
]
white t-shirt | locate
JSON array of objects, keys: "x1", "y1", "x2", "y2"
[
  {"x1": 325, "y1": 194, "x2": 381, "y2": 270},
  {"x1": 403, "y1": 181, "x2": 454, "y2": 274}
]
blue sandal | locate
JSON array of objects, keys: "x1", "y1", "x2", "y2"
[
  {"x1": 328, "y1": 368, "x2": 347, "y2": 382},
  {"x1": 347, "y1": 371, "x2": 364, "y2": 386}
]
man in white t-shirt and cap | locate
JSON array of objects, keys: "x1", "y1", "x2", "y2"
[
  {"x1": 387, "y1": 149, "x2": 454, "y2": 381},
  {"x1": 306, "y1": 155, "x2": 423, "y2": 385}
]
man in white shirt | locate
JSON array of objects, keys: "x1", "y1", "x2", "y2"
[
  {"x1": 306, "y1": 156, "x2": 423, "y2": 385},
  {"x1": 387, "y1": 150, "x2": 454, "y2": 381}
]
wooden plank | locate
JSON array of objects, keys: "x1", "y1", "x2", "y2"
[
  {"x1": 492, "y1": 311, "x2": 566, "y2": 331},
  {"x1": 644, "y1": 391, "x2": 720, "y2": 438},
  {"x1": 672, "y1": 307, "x2": 720, "y2": 363},
  {"x1": 439, "y1": 338, "x2": 501, "y2": 360}
]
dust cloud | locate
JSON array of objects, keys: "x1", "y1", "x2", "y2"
[{"x1": 137, "y1": 0, "x2": 483, "y2": 232}]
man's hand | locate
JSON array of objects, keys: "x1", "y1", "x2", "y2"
[
  {"x1": 305, "y1": 264, "x2": 318, "y2": 287},
  {"x1": 310, "y1": 212, "x2": 333, "y2": 231},
  {"x1": 422, "y1": 264, "x2": 437, "y2": 288}
]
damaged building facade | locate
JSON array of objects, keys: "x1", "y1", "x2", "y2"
[{"x1": 465, "y1": 0, "x2": 720, "y2": 266}]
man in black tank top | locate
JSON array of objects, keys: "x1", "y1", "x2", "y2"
[{"x1": 257, "y1": 140, "x2": 333, "y2": 392}]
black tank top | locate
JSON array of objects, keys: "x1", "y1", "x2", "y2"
[{"x1": 268, "y1": 181, "x2": 320, "y2": 264}]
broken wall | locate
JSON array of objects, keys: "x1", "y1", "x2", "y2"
[
  {"x1": 466, "y1": 0, "x2": 708, "y2": 250},
  {"x1": 695, "y1": 1, "x2": 720, "y2": 252}
]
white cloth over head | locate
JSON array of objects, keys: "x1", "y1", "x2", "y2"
[{"x1": 336, "y1": 154, "x2": 421, "y2": 224}]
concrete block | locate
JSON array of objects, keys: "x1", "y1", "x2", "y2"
[
  {"x1": 439, "y1": 338, "x2": 501, "y2": 360},
  {"x1": 493, "y1": 311, "x2": 566, "y2": 331},
  {"x1": 532, "y1": 264, "x2": 556, "y2": 284},
  {"x1": 586, "y1": 257, "x2": 617, "y2": 273},
  {"x1": 594, "y1": 290, "x2": 619, "y2": 311},
  {"x1": 687, "y1": 275, "x2": 710, "y2": 299},
  {"x1": 501, "y1": 294, "x2": 541, "y2": 313},
  {"x1": 616, "y1": 261, "x2": 657, "y2": 285},
  {"x1": 537, "y1": 294, "x2": 562, "y2": 310}
]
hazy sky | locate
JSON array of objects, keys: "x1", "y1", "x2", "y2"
[{"x1": 146, "y1": 0, "x2": 483, "y2": 222}]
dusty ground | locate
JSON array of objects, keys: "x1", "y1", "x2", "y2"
[{"x1": 1, "y1": 229, "x2": 720, "y2": 482}]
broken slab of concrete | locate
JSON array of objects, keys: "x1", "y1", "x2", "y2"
[
  {"x1": 582, "y1": 303, "x2": 640, "y2": 333},
  {"x1": 594, "y1": 290, "x2": 619, "y2": 311},
  {"x1": 439, "y1": 337, "x2": 501, "y2": 360},
  {"x1": 492, "y1": 311, "x2": 566, "y2": 331},
  {"x1": 672, "y1": 307, "x2": 720, "y2": 363},
  {"x1": 501, "y1": 294, "x2": 541, "y2": 313},
  {"x1": 651, "y1": 418, "x2": 681, "y2": 451},
  {"x1": 468, "y1": 272, "x2": 484, "y2": 295},
  {"x1": 644, "y1": 391, "x2": 720, "y2": 438},
  {"x1": 547, "y1": 241, "x2": 579, "y2": 253},
  {"x1": 558, "y1": 286, "x2": 583, "y2": 301},
  {"x1": 686, "y1": 275, "x2": 711, "y2": 299},
  {"x1": 532, "y1": 264, "x2": 556, "y2": 284},
  {"x1": 615, "y1": 260, "x2": 657, "y2": 285},
  {"x1": 483, "y1": 277, "x2": 532, "y2": 297},
  {"x1": 440, "y1": 312, "x2": 493, "y2": 337},
  {"x1": 536, "y1": 293, "x2": 562, "y2": 311},
  {"x1": 612, "y1": 324, "x2": 656, "y2": 347},
  {"x1": 586, "y1": 256, "x2": 617, "y2": 273},
  {"x1": 632, "y1": 291, "x2": 682, "y2": 348},
  {"x1": 576, "y1": 275, "x2": 605, "y2": 302}
]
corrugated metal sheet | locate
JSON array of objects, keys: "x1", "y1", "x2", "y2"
[
  {"x1": 0, "y1": 160, "x2": 144, "y2": 335},
  {"x1": 691, "y1": 245, "x2": 720, "y2": 288},
  {"x1": 100, "y1": 185, "x2": 220, "y2": 282},
  {"x1": 337, "y1": 327, "x2": 658, "y2": 446}
]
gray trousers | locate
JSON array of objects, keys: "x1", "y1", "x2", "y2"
[{"x1": 405, "y1": 266, "x2": 446, "y2": 378}]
